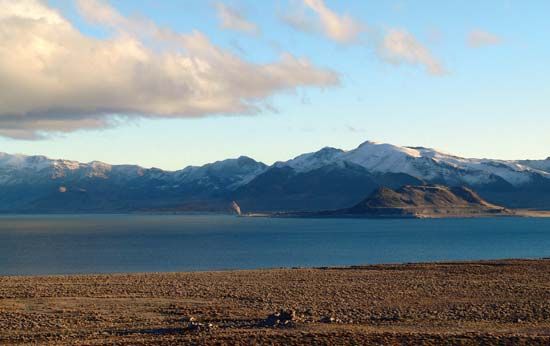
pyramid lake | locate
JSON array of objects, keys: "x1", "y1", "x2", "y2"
[{"x1": 1, "y1": 214, "x2": 550, "y2": 275}]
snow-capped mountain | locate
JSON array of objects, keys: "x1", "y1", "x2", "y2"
[
  {"x1": 0, "y1": 152, "x2": 267, "y2": 212},
  {"x1": 176, "y1": 156, "x2": 267, "y2": 190},
  {"x1": 0, "y1": 153, "x2": 265, "y2": 188},
  {"x1": 517, "y1": 158, "x2": 550, "y2": 174},
  {"x1": 0, "y1": 140, "x2": 549, "y2": 213},
  {"x1": 274, "y1": 147, "x2": 344, "y2": 172},
  {"x1": 276, "y1": 141, "x2": 550, "y2": 187},
  {"x1": 239, "y1": 140, "x2": 550, "y2": 211}
]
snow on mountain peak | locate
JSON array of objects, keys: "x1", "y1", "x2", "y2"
[
  {"x1": 0, "y1": 152, "x2": 131, "y2": 182},
  {"x1": 280, "y1": 141, "x2": 424, "y2": 174},
  {"x1": 1, "y1": 141, "x2": 549, "y2": 191},
  {"x1": 517, "y1": 159, "x2": 550, "y2": 175},
  {"x1": 276, "y1": 146, "x2": 343, "y2": 172},
  {"x1": 84, "y1": 161, "x2": 113, "y2": 178},
  {"x1": 175, "y1": 156, "x2": 267, "y2": 189},
  {"x1": 357, "y1": 140, "x2": 421, "y2": 158},
  {"x1": 276, "y1": 141, "x2": 549, "y2": 187},
  {"x1": 0, "y1": 152, "x2": 52, "y2": 170}
]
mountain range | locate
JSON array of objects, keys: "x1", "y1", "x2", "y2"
[{"x1": 1, "y1": 140, "x2": 549, "y2": 213}]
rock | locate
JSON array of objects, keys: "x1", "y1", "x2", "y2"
[
  {"x1": 319, "y1": 316, "x2": 342, "y2": 324},
  {"x1": 262, "y1": 309, "x2": 299, "y2": 328},
  {"x1": 183, "y1": 318, "x2": 215, "y2": 333}
]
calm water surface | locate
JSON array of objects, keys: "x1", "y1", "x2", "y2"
[{"x1": 0, "y1": 214, "x2": 549, "y2": 275}]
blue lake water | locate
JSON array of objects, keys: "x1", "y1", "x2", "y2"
[{"x1": 0, "y1": 214, "x2": 549, "y2": 275}]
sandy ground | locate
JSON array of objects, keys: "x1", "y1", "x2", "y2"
[{"x1": 1, "y1": 259, "x2": 550, "y2": 345}]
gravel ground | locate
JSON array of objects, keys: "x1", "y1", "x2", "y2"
[{"x1": 1, "y1": 259, "x2": 550, "y2": 345}]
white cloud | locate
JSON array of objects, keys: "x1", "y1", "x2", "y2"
[
  {"x1": 281, "y1": 1, "x2": 444, "y2": 76},
  {"x1": 0, "y1": 0, "x2": 338, "y2": 139},
  {"x1": 379, "y1": 29, "x2": 446, "y2": 76},
  {"x1": 215, "y1": 2, "x2": 260, "y2": 35},
  {"x1": 285, "y1": 0, "x2": 363, "y2": 43},
  {"x1": 468, "y1": 29, "x2": 501, "y2": 48}
]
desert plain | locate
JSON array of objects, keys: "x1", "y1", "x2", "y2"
[{"x1": 1, "y1": 259, "x2": 550, "y2": 345}]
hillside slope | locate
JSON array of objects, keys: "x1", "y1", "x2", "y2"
[
  {"x1": 273, "y1": 185, "x2": 511, "y2": 218},
  {"x1": 344, "y1": 185, "x2": 509, "y2": 217}
]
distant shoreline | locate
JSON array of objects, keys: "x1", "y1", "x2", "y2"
[
  {"x1": 0, "y1": 207, "x2": 549, "y2": 217},
  {"x1": 3, "y1": 257, "x2": 550, "y2": 278},
  {"x1": 1, "y1": 210, "x2": 550, "y2": 219},
  {"x1": 243, "y1": 209, "x2": 550, "y2": 219}
]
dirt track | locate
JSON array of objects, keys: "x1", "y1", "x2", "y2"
[{"x1": 1, "y1": 259, "x2": 550, "y2": 345}]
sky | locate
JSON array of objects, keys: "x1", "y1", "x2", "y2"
[{"x1": 0, "y1": 0, "x2": 549, "y2": 170}]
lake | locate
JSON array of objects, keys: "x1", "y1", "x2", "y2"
[{"x1": 0, "y1": 214, "x2": 549, "y2": 275}]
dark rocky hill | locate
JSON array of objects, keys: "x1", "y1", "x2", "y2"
[
  {"x1": 276, "y1": 185, "x2": 511, "y2": 218},
  {"x1": 344, "y1": 185, "x2": 509, "y2": 217}
]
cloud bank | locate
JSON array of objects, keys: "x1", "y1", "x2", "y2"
[{"x1": 0, "y1": 0, "x2": 338, "y2": 139}]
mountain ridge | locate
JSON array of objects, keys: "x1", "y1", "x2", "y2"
[
  {"x1": 2, "y1": 140, "x2": 549, "y2": 183},
  {"x1": 1, "y1": 140, "x2": 549, "y2": 213}
]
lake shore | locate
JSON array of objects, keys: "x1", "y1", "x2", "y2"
[
  {"x1": 2, "y1": 259, "x2": 550, "y2": 345},
  {"x1": 244, "y1": 209, "x2": 550, "y2": 219}
]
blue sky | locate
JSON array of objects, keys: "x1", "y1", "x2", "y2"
[{"x1": 0, "y1": 0, "x2": 549, "y2": 169}]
